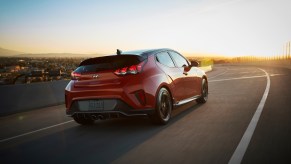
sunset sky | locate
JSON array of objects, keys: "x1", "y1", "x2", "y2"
[{"x1": 0, "y1": 0, "x2": 290, "y2": 57}]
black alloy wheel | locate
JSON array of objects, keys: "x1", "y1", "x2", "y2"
[
  {"x1": 150, "y1": 88, "x2": 172, "y2": 125},
  {"x1": 196, "y1": 78, "x2": 208, "y2": 104}
]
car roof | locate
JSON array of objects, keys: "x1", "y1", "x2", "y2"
[
  {"x1": 79, "y1": 48, "x2": 183, "y2": 66},
  {"x1": 121, "y1": 48, "x2": 174, "y2": 57}
]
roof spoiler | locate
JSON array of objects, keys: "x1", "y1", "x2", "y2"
[{"x1": 116, "y1": 49, "x2": 122, "y2": 55}]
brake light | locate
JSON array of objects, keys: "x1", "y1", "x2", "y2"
[
  {"x1": 71, "y1": 71, "x2": 81, "y2": 80},
  {"x1": 114, "y1": 61, "x2": 146, "y2": 76}
]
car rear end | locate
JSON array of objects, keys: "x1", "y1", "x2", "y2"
[{"x1": 65, "y1": 54, "x2": 156, "y2": 119}]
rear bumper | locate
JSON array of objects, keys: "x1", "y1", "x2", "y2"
[{"x1": 66, "y1": 99, "x2": 154, "y2": 117}]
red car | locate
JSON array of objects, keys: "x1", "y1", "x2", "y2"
[{"x1": 65, "y1": 48, "x2": 208, "y2": 125}]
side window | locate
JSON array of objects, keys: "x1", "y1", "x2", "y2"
[
  {"x1": 156, "y1": 52, "x2": 175, "y2": 67},
  {"x1": 168, "y1": 51, "x2": 189, "y2": 67}
]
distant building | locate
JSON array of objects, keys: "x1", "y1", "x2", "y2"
[
  {"x1": 48, "y1": 70, "x2": 62, "y2": 81},
  {"x1": 27, "y1": 69, "x2": 45, "y2": 83},
  {"x1": 48, "y1": 70, "x2": 61, "y2": 76},
  {"x1": 30, "y1": 69, "x2": 44, "y2": 77},
  {"x1": 5, "y1": 65, "x2": 20, "y2": 73}
]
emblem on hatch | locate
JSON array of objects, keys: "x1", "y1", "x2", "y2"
[{"x1": 92, "y1": 74, "x2": 99, "y2": 79}]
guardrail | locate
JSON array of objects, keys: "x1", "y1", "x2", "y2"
[
  {"x1": 199, "y1": 65, "x2": 213, "y2": 72},
  {"x1": 227, "y1": 60, "x2": 291, "y2": 69},
  {"x1": 198, "y1": 58, "x2": 213, "y2": 72},
  {"x1": 0, "y1": 80, "x2": 69, "y2": 116}
]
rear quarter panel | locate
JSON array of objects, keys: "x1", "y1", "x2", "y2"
[{"x1": 141, "y1": 55, "x2": 174, "y2": 108}]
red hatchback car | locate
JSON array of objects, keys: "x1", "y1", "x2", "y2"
[{"x1": 65, "y1": 48, "x2": 208, "y2": 125}]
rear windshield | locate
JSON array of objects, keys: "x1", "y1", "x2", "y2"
[{"x1": 75, "y1": 55, "x2": 145, "y2": 74}]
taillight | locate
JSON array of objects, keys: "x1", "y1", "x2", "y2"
[
  {"x1": 71, "y1": 71, "x2": 81, "y2": 80},
  {"x1": 114, "y1": 61, "x2": 146, "y2": 76}
]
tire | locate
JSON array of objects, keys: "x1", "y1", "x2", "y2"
[
  {"x1": 150, "y1": 88, "x2": 172, "y2": 125},
  {"x1": 73, "y1": 114, "x2": 95, "y2": 125},
  {"x1": 196, "y1": 78, "x2": 208, "y2": 104}
]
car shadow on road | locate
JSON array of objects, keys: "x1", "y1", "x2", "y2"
[
  {"x1": 2, "y1": 101, "x2": 203, "y2": 164},
  {"x1": 60, "y1": 101, "x2": 202, "y2": 163}
]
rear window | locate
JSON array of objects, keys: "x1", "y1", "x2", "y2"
[{"x1": 75, "y1": 55, "x2": 145, "y2": 74}]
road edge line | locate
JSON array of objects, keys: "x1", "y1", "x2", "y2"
[
  {"x1": 208, "y1": 68, "x2": 228, "y2": 79},
  {"x1": 228, "y1": 68, "x2": 271, "y2": 164},
  {"x1": 0, "y1": 120, "x2": 74, "y2": 143}
]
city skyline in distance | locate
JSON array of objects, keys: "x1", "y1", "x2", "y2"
[{"x1": 0, "y1": 46, "x2": 225, "y2": 58}]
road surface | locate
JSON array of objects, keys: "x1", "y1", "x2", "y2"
[{"x1": 0, "y1": 65, "x2": 290, "y2": 164}]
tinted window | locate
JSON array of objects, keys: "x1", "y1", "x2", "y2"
[
  {"x1": 169, "y1": 51, "x2": 189, "y2": 67},
  {"x1": 75, "y1": 55, "x2": 144, "y2": 73},
  {"x1": 156, "y1": 52, "x2": 175, "y2": 67},
  {"x1": 75, "y1": 63, "x2": 112, "y2": 74}
]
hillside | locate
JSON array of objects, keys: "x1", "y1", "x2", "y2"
[
  {"x1": 14, "y1": 53, "x2": 101, "y2": 58},
  {"x1": 0, "y1": 47, "x2": 23, "y2": 56},
  {"x1": 0, "y1": 47, "x2": 104, "y2": 58}
]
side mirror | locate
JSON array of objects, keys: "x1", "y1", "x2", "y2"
[{"x1": 190, "y1": 61, "x2": 199, "y2": 67}]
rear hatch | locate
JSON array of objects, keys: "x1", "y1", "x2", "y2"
[{"x1": 71, "y1": 55, "x2": 146, "y2": 88}]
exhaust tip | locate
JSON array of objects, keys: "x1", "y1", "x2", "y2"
[
  {"x1": 98, "y1": 115, "x2": 105, "y2": 120},
  {"x1": 91, "y1": 114, "x2": 97, "y2": 120}
]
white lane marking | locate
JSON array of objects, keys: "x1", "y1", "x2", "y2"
[
  {"x1": 209, "y1": 75, "x2": 267, "y2": 82},
  {"x1": 208, "y1": 68, "x2": 229, "y2": 79},
  {"x1": 209, "y1": 74, "x2": 283, "y2": 83},
  {"x1": 228, "y1": 68, "x2": 271, "y2": 164},
  {"x1": 270, "y1": 73, "x2": 285, "y2": 77},
  {"x1": 0, "y1": 120, "x2": 74, "y2": 143}
]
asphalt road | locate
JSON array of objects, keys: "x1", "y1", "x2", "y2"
[{"x1": 0, "y1": 65, "x2": 290, "y2": 164}]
